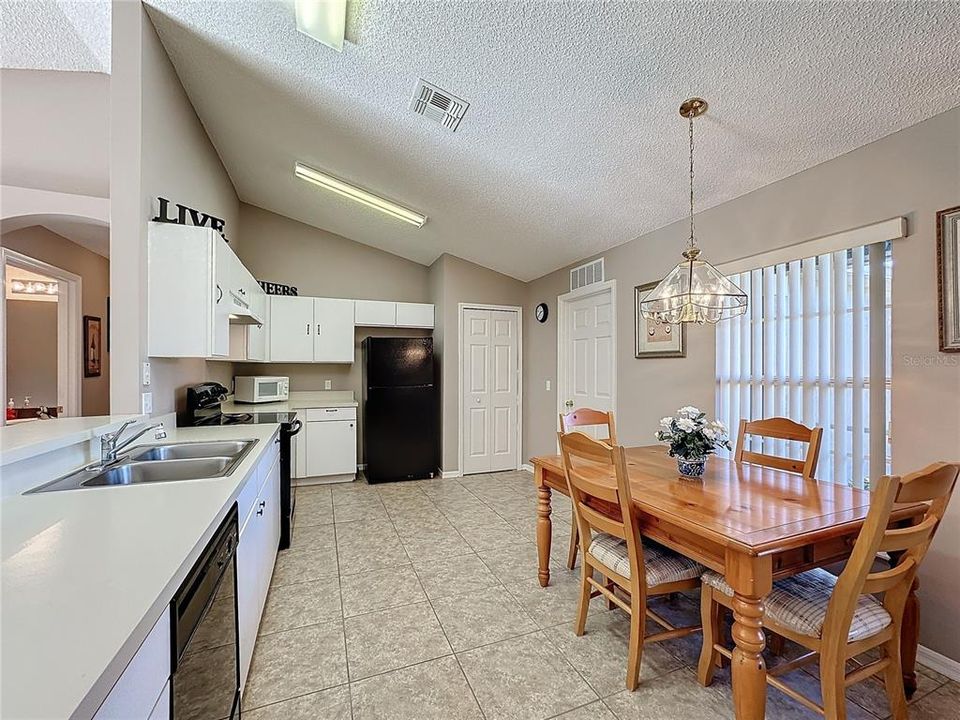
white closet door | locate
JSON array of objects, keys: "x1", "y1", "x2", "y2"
[{"x1": 461, "y1": 308, "x2": 519, "y2": 475}]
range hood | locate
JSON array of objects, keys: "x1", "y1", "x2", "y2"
[{"x1": 226, "y1": 287, "x2": 263, "y2": 326}]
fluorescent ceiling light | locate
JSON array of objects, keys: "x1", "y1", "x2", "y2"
[
  {"x1": 294, "y1": 162, "x2": 428, "y2": 228},
  {"x1": 295, "y1": 0, "x2": 347, "y2": 52}
]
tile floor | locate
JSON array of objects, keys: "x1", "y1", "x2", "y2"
[{"x1": 241, "y1": 470, "x2": 960, "y2": 720}]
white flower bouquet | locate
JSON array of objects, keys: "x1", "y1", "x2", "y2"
[{"x1": 656, "y1": 406, "x2": 731, "y2": 477}]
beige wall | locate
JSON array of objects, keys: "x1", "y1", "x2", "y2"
[
  {"x1": 5, "y1": 299, "x2": 57, "y2": 408},
  {"x1": 0, "y1": 69, "x2": 109, "y2": 198},
  {"x1": 234, "y1": 204, "x2": 432, "y2": 461},
  {"x1": 524, "y1": 107, "x2": 960, "y2": 660},
  {"x1": 429, "y1": 253, "x2": 527, "y2": 472},
  {"x1": 110, "y1": 2, "x2": 240, "y2": 416},
  {"x1": 1, "y1": 225, "x2": 111, "y2": 415}
]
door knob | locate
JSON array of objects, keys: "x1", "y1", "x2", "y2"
[
  {"x1": 565, "y1": 400, "x2": 574, "y2": 408},
  {"x1": 475, "y1": 397, "x2": 481, "y2": 404}
]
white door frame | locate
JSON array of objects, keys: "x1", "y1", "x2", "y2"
[
  {"x1": 556, "y1": 279, "x2": 617, "y2": 434},
  {"x1": 457, "y1": 302, "x2": 524, "y2": 475},
  {"x1": 0, "y1": 248, "x2": 83, "y2": 420}
]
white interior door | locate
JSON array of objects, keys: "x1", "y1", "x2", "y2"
[
  {"x1": 461, "y1": 308, "x2": 519, "y2": 475},
  {"x1": 561, "y1": 285, "x2": 615, "y2": 436}
]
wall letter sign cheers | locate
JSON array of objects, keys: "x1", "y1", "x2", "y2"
[{"x1": 153, "y1": 197, "x2": 229, "y2": 242}]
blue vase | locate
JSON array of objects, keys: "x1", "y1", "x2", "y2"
[{"x1": 677, "y1": 457, "x2": 706, "y2": 479}]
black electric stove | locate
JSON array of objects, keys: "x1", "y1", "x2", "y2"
[{"x1": 182, "y1": 383, "x2": 302, "y2": 550}]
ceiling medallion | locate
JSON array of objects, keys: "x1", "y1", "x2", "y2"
[{"x1": 639, "y1": 98, "x2": 747, "y2": 325}]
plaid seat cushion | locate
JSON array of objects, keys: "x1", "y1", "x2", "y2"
[
  {"x1": 587, "y1": 533, "x2": 703, "y2": 588},
  {"x1": 701, "y1": 568, "x2": 892, "y2": 643}
]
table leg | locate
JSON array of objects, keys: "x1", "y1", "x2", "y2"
[
  {"x1": 727, "y1": 553, "x2": 772, "y2": 720},
  {"x1": 535, "y1": 465, "x2": 552, "y2": 587},
  {"x1": 901, "y1": 576, "x2": 920, "y2": 699}
]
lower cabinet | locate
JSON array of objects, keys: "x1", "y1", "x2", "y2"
[
  {"x1": 93, "y1": 611, "x2": 170, "y2": 720},
  {"x1": 237, "y1": 447, "x2": 281, "y2": 692},
  {"x1": 294, "y1": 406, "x2": 357, "y2": 482}
]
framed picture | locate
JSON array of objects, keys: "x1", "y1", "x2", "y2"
[
  {"x1": 84, "y1": 316, "x2": 102, "y2": 377},
  {"x1": 634, "y1": 282, "x2": 686, "y2": 358},
  {"x1": 937, "y1": 205, "x2": 960, "y2": 352}
]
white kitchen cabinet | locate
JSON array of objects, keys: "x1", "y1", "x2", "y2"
[
  {"x1": 269, "y1": 296, "x2": 315, "y2": 361},
  {"x1": 354, "y1": 300, "x2": 397, "y2": 327},
  {"x1": 269, "y1": 297, "x2": 355, "y2": 363},
  {"x1": 314, "y1": 298, "x2": 355, "y2": 362},
  {"x1": 396, "y1": 302, "x2": 435, "y2": 328},
  {"x1": 93, "y1": 610, "x2": 170, "y2": 719},
  {"x1": 237, "y1": 441, "x2": 281, "y2": 693},
  {"x1": 148, "y1": 222, "x2": 234, "y2": 358},
  {"x1": 305, "y1": 413, "x2": 357, "y2": 479}
]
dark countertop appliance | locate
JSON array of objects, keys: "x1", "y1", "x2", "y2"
[
  {"x1": 183, "y1": 383, "x2": 302, "y2": 550},
  {"x1": 362, "y1": 337, "x2": 437, "y2": 483},
  {"x1": 170, "y1": 504, "x2": 239, "y2": 720}
]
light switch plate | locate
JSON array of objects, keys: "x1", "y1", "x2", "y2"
[
  {"x1": 545, "y1": 380, "x2": 551, "y2": 391},
  {"x1": 142, "y1": 361, "x2": 151, "y2": 386},
  {"x1": 141, "y1": 392, "x2": 153, "y2": 414},
  {"x1": 324, "y1": 379, "x2": 332, "y2": 390}
]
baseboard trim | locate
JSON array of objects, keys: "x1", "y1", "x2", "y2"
[
  {"x1": 440, "y1": 469, "x2": 461, "y2": 479},
  {"x1": 918, "y1": 645, "x2": 960, "y2": 682},
  {"x1": 520, "y1": 463, "x2": 534, "y2": 473}
]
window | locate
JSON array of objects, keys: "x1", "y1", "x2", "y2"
[{"x1": 715, "y1": 242, "x2": 891, "y2": 488}]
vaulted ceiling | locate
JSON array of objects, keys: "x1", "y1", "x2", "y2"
[{"x1": 5, "y1": 2, "x2": 959, "y2": 281}]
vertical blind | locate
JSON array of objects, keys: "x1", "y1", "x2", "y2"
[{"x1": 716, "y1": 242, "x2": 891, "y2": 488}]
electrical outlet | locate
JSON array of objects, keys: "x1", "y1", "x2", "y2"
[
  {"x1": 545, "y1": 380, "x2": 551, "y2": 391},
  {"x1": 141, "y1": 392, "x2": 153, "y2": 414},
  {"x1": 324, "y1": 379, "x2": 332, "y2": 390},
  {"x1": 142, "y1": 361, "x2": 151, "y2": 386}
]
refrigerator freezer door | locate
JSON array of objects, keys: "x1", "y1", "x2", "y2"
[
  {"x1": 364, "y1": 386, "x2": 437, "y2": 482},
  {"x1": 364, "y1": 337, "x2": 434, "y2": 387}
]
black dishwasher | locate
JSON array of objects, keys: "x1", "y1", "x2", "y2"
[{"x1": 170, "y1": 505, "x2": 240, "y2": 720}]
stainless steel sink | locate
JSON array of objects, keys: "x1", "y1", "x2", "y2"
[
  {"x1": 28, "y1": 439, "x2": 257, "y2": 493},
  {"x1": 127, "y1": 440, "x2": 253, "y2": 462},
  {"x1": 82, "y1": 457, "x2": 234, "y2": 486}
]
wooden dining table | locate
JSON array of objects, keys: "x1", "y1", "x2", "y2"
[{"x1": 531, "y1": 445, "x2": 926, "y2": 720}]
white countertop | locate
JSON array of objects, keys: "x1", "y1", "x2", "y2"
[
  {"x1": 0, "y1": 423, "x2": 281, "y2": 720},
  {"x1": 0, "y1": 414, "x2": 147, "y2": 467},
  {"x1": 222, "y1": 390, "x2": 357, "y2": 414}
]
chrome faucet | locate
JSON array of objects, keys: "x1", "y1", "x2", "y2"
[{"x1": 100, "y1": 420, "x2": 167, "y2": 465}]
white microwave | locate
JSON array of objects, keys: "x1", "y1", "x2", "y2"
[{"x1": 233, "y1": 376, "x2": 289, "y2": 404}]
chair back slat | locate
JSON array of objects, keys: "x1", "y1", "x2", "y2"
[
  {"x1": 560, "y1": 408, "x2": 617, "y2": 444},
  {"x1": 877, "y1": 516, "x2": 937, "y2": 553},
  {"x1": 735, "y1": 417, "x2": 823, "y2": 479},
  {"x1": 579, "y1": 504, "x2": 627, "y2": 539},
  {"x1": 824, "y1": 462, "x2": 958, "y2": 658}
]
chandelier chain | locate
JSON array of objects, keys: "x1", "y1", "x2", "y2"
[{"x1": 688, "y1": 113, "x2": 695, "y2": 250}]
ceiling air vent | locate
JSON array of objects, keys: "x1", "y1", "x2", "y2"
[
  {"x1": 570, "y1": 258, "x2": 605, "y2": 292},
  {"x1": 410, "y1": 79, "x2": 469, "y2": 132}
]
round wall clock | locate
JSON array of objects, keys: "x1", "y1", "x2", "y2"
[{"x1": 535, "y1": 303, "x2": 549, "y2": 323}]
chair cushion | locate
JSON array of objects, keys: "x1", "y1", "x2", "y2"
[
  {"x1": 701, "y1": 568, "x2": 892, "y2": 643},
  {"x1": 587, "y1": 533, "x2": 703, "y2": 588}
]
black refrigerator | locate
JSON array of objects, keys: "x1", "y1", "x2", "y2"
[{"x1": 362, "y1": 337, "x2": 438, "y2": 483}]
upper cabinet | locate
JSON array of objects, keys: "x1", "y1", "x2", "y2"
[
  {"x1": 269, "y1": 296, "x2": 355, "y2": 363},
  {"x1": 148, "y1": 223, "x2": 265, "y2": 359},
  {"x1": 356, "y1": 300, "x2": 434, "y2": 329}
]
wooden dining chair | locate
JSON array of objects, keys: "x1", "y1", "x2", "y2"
[
  {"x1": 735, "y1": 417, "x2": 824, "y2": 479},
  {"x1": 559, "y1": 431, "x2": 703, "y2": 691},
  {"x1": 559, "y1": 408, "x2": 617, "y2": 569},
  {"x1": 697, "y1": 461, "x2": 959, "y2": 720}
]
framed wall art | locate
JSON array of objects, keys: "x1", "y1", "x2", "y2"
[
  {"x1": 635, "y1": 282, "x2": 686, "y2": 358},
  {"x1": 937, "y1": 205, "x2": 960, "y2": 352},
  {"x1": 84, "y1": 315, "x2": 102, "y2": 377}
]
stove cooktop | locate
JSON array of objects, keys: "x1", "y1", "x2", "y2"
[{"x1": 189, "y1": 411, "x2": 299, "y2": 426}]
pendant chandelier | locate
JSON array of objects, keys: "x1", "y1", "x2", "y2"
[{"x1": 639, "y1": 98, "x2": 747, "y2": 325}]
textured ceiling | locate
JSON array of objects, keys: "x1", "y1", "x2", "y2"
[
  {"x1": 146, "y1": 2, "x2": 959, "y2": 280},
  {"x1": 0, "y1": 1, "x2": 111, "y2": 73}
]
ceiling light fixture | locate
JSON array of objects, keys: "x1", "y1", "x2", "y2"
[
  {"x1": 294, "y1": 162, "x2": 428, "y2": 228},
  {"x1": 294, "y1": 0, "x2": 347, "y2": 52},
  {"x1": 10, "y1": 279, "x2": 58, "y2": 295},
  {"x1": 639, "y1": 98, "x2": 747, "y2": 324}
]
